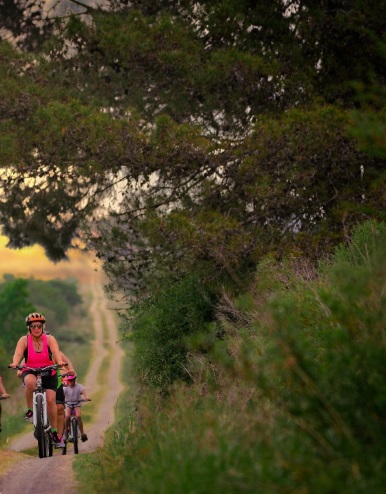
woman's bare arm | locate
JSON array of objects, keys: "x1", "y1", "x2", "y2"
[
  {"x1": 60, "y1": 351, "x2": 76, "y2": 374},
  {"x1": 47, "y1": 335, "x2": 65, "y2": 367}
]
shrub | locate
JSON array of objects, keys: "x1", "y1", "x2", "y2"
[
  {"x1": 251, "y1": 221, "x2": 386, "y2": 492},
  {"x1": 127, "y1": 275, "x2": 216, "y2": 389}
]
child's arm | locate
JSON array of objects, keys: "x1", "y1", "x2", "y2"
[{"x1": 80, "y1": 386, "x2": 89, "y2": 401}]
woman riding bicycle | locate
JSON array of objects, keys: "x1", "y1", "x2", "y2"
[{"x1": 9, "y1": 312, "x2": 68, "y2": 447}]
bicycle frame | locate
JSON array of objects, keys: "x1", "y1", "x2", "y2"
[{"x1": 33, "y1": 372, "x2": 49, "y2": 430}]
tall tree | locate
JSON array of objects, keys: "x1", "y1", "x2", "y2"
[{"x1": 0, "y1": 0, "x2": 385, "y2": 296}]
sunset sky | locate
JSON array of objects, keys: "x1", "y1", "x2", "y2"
[{"x1": 0, "y1": 234, "x2": 98, "y2": 283}]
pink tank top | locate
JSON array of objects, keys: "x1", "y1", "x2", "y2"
[{"x1": 25, "y1": 334, "x2": 55, "y2": 369}]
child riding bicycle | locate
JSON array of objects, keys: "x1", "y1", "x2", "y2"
[{"x1": 63, "y1": 374, "x2": 90, "y2": 442}]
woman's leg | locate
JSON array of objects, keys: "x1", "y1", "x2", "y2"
[
  {"x1": 23, "y1": 374, "x2": 37, "y2": 409},
  {"x1": 46, "y1": 389, "x2": 57, "y2": 429},
  {"x1": 57, "y1": 403, "x2": 65, "y2": 435}
]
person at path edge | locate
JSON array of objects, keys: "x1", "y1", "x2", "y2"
[
  {"x1": 9, "y1": 312, "x2": 67, "y2": 447},
  {"x1": 0, "y1": 375, "x2": 10, "y2": 432}
]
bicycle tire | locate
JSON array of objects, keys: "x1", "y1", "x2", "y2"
[
  {"x1": 72, "y1": 417, "x2": 79, "y2": 454},
  {"x1": 36, "y1": 394, "x2": 47, "y2": 458},
  {"x1": 48, "y1": 430, "x2": 53, "y2": 457}
]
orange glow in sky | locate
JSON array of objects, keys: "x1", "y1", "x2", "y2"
[{"x1": 0, "y1": 234, "x2": 98, "y2": 283}]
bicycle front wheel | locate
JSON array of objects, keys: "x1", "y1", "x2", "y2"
[
  {"x1": 36, "y1": 394, "x2": 47, "y2": 458},
  {"x1": 47, "y1": 429, "x2": 53, "y2": 457},
  {"x1": 72, "y1": 417, "x2": 79, "y2": 454},
  {"x1": 35, "y1": 394, "x2": 52, "y2": 458},
  {"x1": 62, "y1": 438, "x2": 67, "y2": 455}
]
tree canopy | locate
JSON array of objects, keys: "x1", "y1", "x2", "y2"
[{"x1": 0, "y1": 0, "x2": 385, "y2": 296}]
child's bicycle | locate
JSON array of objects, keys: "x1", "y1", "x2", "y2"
[
  {"x1": 62, "y1": 398, "x2": 91, "y2": 455},
  {"x1": 9, "y1": 363, "x2": 65, "y2": 458}
]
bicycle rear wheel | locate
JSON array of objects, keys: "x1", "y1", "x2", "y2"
[{"x1": 72, "y1": 418, "x2": 79, "y2": 454}]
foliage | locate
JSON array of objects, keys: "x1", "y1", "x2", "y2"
[
  {"x1": 350, "y1": 64, "x2": 386, "y2": 160},
  {"x1": 27, "y1": 277, "x2": 82, "y2": 327},
  {"x1": 250, "y1": 222, "x2": 386, "y2": 492},
  {"x1": 0, "y1": 1, "x2": 385, "y2": 300},
  {"x1": 75, "y1": 221, "x2": 386, "y2": 493},
  {"x1": 333, "y1": 218, "x2": 386, "y2": 266},
  {"x1": 125, "y1": 275, "x2": 216, "y2": 389},
  {"x1": 0, "y1": 277, "x2": 34, "y2": 361}
]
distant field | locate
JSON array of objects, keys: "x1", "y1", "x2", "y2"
[{"x1": 0, "y1": 234, "x2": 98, "y2": 283}]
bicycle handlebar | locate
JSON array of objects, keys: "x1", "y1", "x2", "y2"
[
  {"x1": 65, "y1": 399, "x2": 92, "y2": 406},
  {"x1": 8, "y1": 363, "x2": 68, "y2": 372}
]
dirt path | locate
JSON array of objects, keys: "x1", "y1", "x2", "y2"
[{"x1": 0, "y1": 273, "x2": 124, "y2": 493}]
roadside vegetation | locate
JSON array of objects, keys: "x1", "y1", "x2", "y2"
[{"x1": 75, "y1": 220, "x2": 386, "y2": 493}]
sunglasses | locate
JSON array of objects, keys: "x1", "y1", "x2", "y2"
[{"x1": 30, "y1": 323, "x2": 43, "y2": 329}]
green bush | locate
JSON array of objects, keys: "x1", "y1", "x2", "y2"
[
  {"x1": 127, "y1": 275, "x2": 216, "y2": 389},
  {"x1": 333, "y1": 219, "x2": 386, "y2": 266},
  {"x1": 75, "y1": 221, "x2": 386, "y2": 494},
  {"x1": 252, "y1": 221, "x2": 386, "y2": 492},
  {"x1": 0, "y1": 277, "x2": 34, "y2": 361}
]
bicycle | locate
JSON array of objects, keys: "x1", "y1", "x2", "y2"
[
  {"x1": 9, "y1": 363, "x2": 65, "y2": 458},
  {"x1": 62, "y1": 398, "x2": 91, "y2": 455}
]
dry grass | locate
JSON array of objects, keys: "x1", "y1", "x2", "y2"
[{"x1": 0, "y1": 450, "x2": 30, "y2": 477}]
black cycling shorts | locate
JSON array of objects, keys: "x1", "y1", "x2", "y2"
[
  {"x1": 22, "y1": 370, "x2": 58, "y2": 392},
  {"x1": 56, "y1": 384, "x2": 65, "y2": 405}
]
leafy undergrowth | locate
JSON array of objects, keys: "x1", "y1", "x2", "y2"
[{"x1": 74, "y1": 221, "x2": 386, "y2": 494}]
